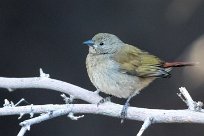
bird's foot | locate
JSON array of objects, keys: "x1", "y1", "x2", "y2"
[
  {"x1": 97, "y1": 96, "x2": 111, "y2": 107},
  {"x1": 120, "y1": 102, "x2": 130, "y2": 124}
]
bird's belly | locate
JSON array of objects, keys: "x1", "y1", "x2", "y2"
[
  {"x1": 86, "y1": 55, "x2": 155, "y2": 99},
  {"x1": 90, "y1": 68, "x2": 152, "y2": 98}
]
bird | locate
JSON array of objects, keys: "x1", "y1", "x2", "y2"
[{"x1": 84, "y1": 33, "x2": 196, "y2": 123}]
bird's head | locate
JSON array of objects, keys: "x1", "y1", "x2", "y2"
[{"x1": 83, "y1": 33, "x2": 124, "y2": 54}]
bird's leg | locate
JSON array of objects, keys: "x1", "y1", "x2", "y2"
[
  {"x1": 97, "y1": 95, "x2": 112, "y2": 106},
  {"x1": 120, "y1": 95, "x2": 133, "y2": 123}
]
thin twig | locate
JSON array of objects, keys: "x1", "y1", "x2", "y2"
[
  {"x1": 137, "y1": 117, "x2": 154, "y2": 136},
  {"x1": 17, "y1": 126, "x2": 28, "y2": 136},
  {"x1": 179, "y1": 87, "x2": 195, "y2": 110},
  {"x1": 179, "y1": 87, "x2": 203, "y2": 111},
  {"x1": 18, "y1": 108, "x2": 72, "y2": 136}
]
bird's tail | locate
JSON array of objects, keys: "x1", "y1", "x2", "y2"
[{"x1": 163, "y1": 62, "x2": 198, "y2": 68}]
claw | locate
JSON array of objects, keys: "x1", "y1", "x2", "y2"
[{"x1": 97, "y1": 96, "x2": 111, "y2": 107}]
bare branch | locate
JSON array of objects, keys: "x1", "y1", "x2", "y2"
[
  {"x1": 1, "y1": 103, "x2": 204, "y2": 124},
  {"x1": 137, "y1": 117, "x2": 154, "y2": 136},
  {"x1": 179, "y1": 87, "x2": 203, "y2": 111},
  {"x1": 0, "y1": 77, "x2": 102, "y2": 104},
  {"x1": 17, "y1": 126, "x2": 28, "y2": 136},
  {"x1": 16, "y1": 107, "x2": 78, "y2": 136},
  {"x1": 0, "y1": 76, "x2": 203, "y2": 136}
]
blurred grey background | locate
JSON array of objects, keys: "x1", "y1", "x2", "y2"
[{"x1": 0, "y1": 0, "x2": 204, "y2": 136}]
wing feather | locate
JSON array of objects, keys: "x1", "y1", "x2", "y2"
[{"x1": 113, "y1": 44, "x2": 170, "y2": 78}]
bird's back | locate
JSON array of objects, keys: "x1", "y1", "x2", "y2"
[{"x1": 113, "y1": 44, "x2": 171, "y2": 78}]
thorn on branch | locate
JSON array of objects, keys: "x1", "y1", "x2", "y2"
[
  {"x1": 29, "y1": 104, "x2": 34, "y2": 118},
  {"x1": 178, "y1": 87, "x2": 203, "y2": 111},
  {"x1": 18, "y1": 113, "x2": 25, "y2": 120},
  {"x1": 39, "y1": 68, "x2": 50, "y2": 78},
  {"x1": 61, "y1": 94, "x2": 75, "y2": 104},
  {"x1": 26, "y1": 125, "x2": 31, "y2": 131},
  {"x1": 137, "y1": 117, "x2": 154, "y2": 136},
  {"x1": 15, "y1": 98, "x2": 30, "y2": 107},
  {"x1": 68, "y1": 112, "x2": 84, "y2": 120},
  {"x1": 196, "y1": 101, "x2": 203, "y2": 111},
  {"x1": 3, "y1": 99, "x2": 15, "y2": 107},
  {"x1": 94, "y1": 89, "x2": 100, "y2": 94},
  {"x1": 20, "y1": 121, "x2": 29, "y2": 127},
  {"x1": 3, "y1": 98, "x2": 30, "y2": 108},
  {"x1": 7, "y1": 88, "x2": 15, "y2": 92}
]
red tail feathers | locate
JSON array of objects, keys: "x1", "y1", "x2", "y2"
[{"x1": 163, "y1": 62, "x2": 198, "y2": 68}]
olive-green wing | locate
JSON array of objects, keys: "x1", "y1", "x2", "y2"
[{"x1": 113, "y1": 44, "x2": 170, "y2": 78}]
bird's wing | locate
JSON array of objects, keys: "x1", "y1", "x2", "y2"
[{"x1": 113, "y1": 44, "x2": 170, "y2": 78}]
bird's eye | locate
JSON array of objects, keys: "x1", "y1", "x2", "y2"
[{"x1": 99, "y1": 42, "x2": 104, "y2": 46}]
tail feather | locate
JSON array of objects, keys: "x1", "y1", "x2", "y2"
[{"x1": 163, "y1": 62, "x2": 198, "y2": 68}]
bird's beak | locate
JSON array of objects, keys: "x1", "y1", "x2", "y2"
[{"x1": 83, "y1": 40, "x2": 94, "y2": 47}]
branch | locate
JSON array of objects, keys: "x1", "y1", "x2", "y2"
[
  {"x1": 137, "y1": 117, "x2": 153, "y2": 136},
  {"x1": 1, "y1": 103, "x2": 204, "y2": 123},
  {"x1": 0, "y1": 70, "x2": 203, "y2": 136},
  {"x1": 17, "y1": 126, "x2": 28, "y2": 136},
  {"x1": 178, "y1": 87, "x2": 203, "y2": 111},
  {"x1": 18, "y1": 108, "x2": 73, "y2": 136},
  {"x1": 0, "y1": 77, "x2": 102, "y2": 104}
]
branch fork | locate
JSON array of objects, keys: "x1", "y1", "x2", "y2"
[
  {"x1": 0, "y1": 69, "x2": 203, "y2": 136},
  {"x1": 178, "y1": 87, "x2": 203, "y2": 111},
  {"x1": 137, "y1": 117, "x2": 154, "y2": 136}
]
